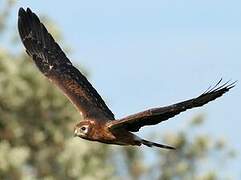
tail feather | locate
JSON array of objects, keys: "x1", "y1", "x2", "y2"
[{"x1": 141, "y1": 139, "x2": 175, "y2": 150}]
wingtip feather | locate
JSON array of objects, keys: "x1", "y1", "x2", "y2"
[
  {"x1": 18, "y1": 7, "x2": 25, "y2": 17},
  {"x1": 202, "y1": 79, "x2": 236, "y2": 96}
]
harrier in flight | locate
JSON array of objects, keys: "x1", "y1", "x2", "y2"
[{"x1": 18, "y1": 8, "x2": 235, "y2": 149}]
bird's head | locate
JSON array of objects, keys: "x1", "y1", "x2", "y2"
[{"x1": 74, "y1": 121, "x2": 92, "y2": 138}]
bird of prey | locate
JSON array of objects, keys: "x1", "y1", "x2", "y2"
[{"x1": 18, "y1": 7, "x2": 235, "y2": 150}]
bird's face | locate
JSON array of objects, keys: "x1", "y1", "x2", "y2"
[{"x1": 74, "y1": 121, "x2": 92, "y2": 138}]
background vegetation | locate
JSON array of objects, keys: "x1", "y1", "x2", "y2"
[{"x1": 0, "y1": 1, "x2": 237, "y2": 179}]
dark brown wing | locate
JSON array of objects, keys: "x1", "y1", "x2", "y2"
[
  {"x1": 108, "y1": 80, "x2": 235, "y2": 132},
  {"x1": 18, "y1": 8, "x2": 114, "y2": 120}
]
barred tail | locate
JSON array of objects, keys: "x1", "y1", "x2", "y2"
[{"x1": 141, "y1": 139, "x2": 176, "y2": 150}]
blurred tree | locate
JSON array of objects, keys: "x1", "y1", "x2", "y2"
[
  {"x1": 0, "y1": 0, "x2": 16, "y2": 34},
  {"x1": 120, "y1": 115, "x2": 235, "y2": 180},
  {"x1": 0, "y1": 1, "x2": 236, "y2": 180},
  {"x1": 0, "y1": 1, "x2": 115, "y2": 180}
]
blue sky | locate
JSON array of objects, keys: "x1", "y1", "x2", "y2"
[{"x1": 7, "y1": 0, "x2": 241, "y2": 178}]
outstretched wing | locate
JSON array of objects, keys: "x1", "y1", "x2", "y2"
[
  {"x1": 108, "y1": 80, "x2": 235, "y2": 132},
  {"x1": 18, "y1": 8, "x2": 114, "y2": 120}
]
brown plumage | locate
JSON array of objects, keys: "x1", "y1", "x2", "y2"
[{"x1": 18, "y1": 7, "x2": 235, "y2": 150}]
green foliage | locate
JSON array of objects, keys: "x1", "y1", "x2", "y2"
[
  {"x1": 119, "y1": 115, "x2": 235, "y2": 180},
  {"x1": 0, "y1": 41, "x2": 116, "y2": 180},
  {"x1": 0, "y1": 0, "x2": 15, "y2": 34},
  {"x1": 0, "y1": 2, "x2": 115, "y2": 179}
]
